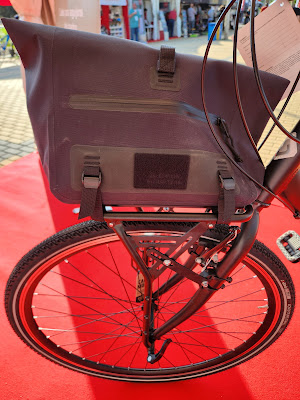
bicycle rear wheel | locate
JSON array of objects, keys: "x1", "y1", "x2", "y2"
[{"x1": 5, "y1": 220, "x2": 294, "y2": 382}]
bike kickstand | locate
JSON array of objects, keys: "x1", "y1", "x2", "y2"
[{"x1": 147, "y1": 339, "x2": 172, "y2": 364}]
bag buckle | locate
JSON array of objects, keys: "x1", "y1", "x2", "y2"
[
  {"x1": 219, "y1": 173, "x2": 235, "y2": 191},
  {"x1": 81, "y1": 171, "x2": 101, "y2": 189}
]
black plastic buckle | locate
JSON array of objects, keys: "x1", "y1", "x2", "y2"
[
  {"x1": 81, "y1": 171, "x2": 101, "y2": 189},
  {"x1": 219, "y1": 174, "x2": 235, "y2": 191}
]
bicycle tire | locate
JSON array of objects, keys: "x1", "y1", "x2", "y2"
[{"x1": 5, "y1": 220, "x2": 295, "y2": 382}]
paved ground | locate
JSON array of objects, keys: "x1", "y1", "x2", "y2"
[
  {"x1": 0, "y1": 60, "x2": 36, "y2": 167},
  {"x1": 0, "y1": 35, "x2": 299, "y2": 167}
]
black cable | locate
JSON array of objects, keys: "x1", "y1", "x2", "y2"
[
  {"x1": 232, "y1": 0, "x2": 261, "y2": 160},
  {"x1": 258, "y1": 71, "x2": 300, "y2": 151},
  {"x1": 249, "y1": 0, "x2": 300, "y2": 145}
]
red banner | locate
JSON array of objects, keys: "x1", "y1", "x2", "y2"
[{"x1": 0, "y1": 1, "x2": 12, "y2": 5}]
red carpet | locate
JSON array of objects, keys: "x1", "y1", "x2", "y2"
[{"x1": 0, "y1": 153, "x2": 299, "y2": 400}]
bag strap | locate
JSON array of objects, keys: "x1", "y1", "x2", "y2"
[
  {"x1": 79, "y1": 165, "x2": 104, "y2": 221},
  {"x1": 218, "y1": 170, "x2": 236, "y2": 224},
  {"x1": 156, "y1": 46, "x2": 235, "y2": 224},
  {"x1": 157, "y1": 45, "x2": 176, "y2": 75}
]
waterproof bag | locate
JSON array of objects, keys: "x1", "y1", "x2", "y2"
[{"x1": 2, "y1": 18, "x2": 289, "y2": 222}]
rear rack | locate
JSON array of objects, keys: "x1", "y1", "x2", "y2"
[{"x1": 104, "y1": 205, "x2": 253, "y2": 223}]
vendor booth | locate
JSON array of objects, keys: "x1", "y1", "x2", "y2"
[{"x1": 101, "y1": 0, "x2": 130, "y2": 39}]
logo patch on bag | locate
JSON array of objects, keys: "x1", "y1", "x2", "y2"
[{"x1": 134, "y1": 153, "x2": 190, "y2": 190}]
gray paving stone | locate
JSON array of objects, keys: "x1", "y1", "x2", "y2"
[
  {"x1": 22, "y1": 146, "x2": 35, "y2": 152},
  {"x1": 23, "y1": 139, "x2": 35, "y2": 145},
  {"x1": 6, "y1": 143, "x2": 20, "y2": 149},
  {"x1": 0, "y1": 151, "x2": 10, "y2": 158},
  {"x1": 5, "y1": 148, "x2": 20, "y2": 155}
]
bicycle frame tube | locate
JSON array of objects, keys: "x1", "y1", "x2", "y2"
[{"x1": 256, "y1": 122, "x2": 300, "y2": 217}]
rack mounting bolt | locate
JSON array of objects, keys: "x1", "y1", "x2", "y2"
[
  {"x1": 108, "y1": 222, "x2": 114, "y2": 228},
  {"x1": 201, "y1": 281, "x2": 209, "y2": 288},
  {"x1": 208, "y1": 224, "x2": 214, "y2": 229},
  {"x1": 163, "y1": 259, "x2": 172, "y2": 266}
]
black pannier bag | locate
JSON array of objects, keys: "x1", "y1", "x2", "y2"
[{"x1": 2, "y1": 18, "x2": 289, "y2": 222}]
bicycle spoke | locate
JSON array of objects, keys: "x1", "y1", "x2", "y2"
[
  {"x1": 161, "y1": 353, "x2": 176, "y2": 368},
  {"x1": 111, "y1": 337, "x2": 141, "y2": 366},
  {"x1": 65, "y1": 314, "x2": 142, "y2": 353},
  {"x1": 12, "y1": 224, "x2": 288, "y2": 378},
  {"x1": 225, "y1": 275, "x2": 259, "y2": 287},
  {"x1": 38, "y1": 283, "x2": 140, "y2": 337},
  {"x1": 50, "y1": 269, "x2": 106, "y2": 294},
  {"x1": 197, "y1": 288, "x2": 265, "y2": 314},
  {"x1": 155, "y1": 276, "x2": 188, "y2": 324},
  {"x1": 230, "y1": 264, "x2": 246, "y2": 278},
  {"x1": 161, "y1": 301, "x2": 266, "y2": 325},
  {"x1": 34, "y1": 293, "x2": 136, "y2": 303},
  {"x1": 129, "y1": 341, "x2": 142, "y2": 368},
  {"x1": 188, "y1": 312, "x2": 266, "y2": 323},
  {"x1": 159, "y1": 312, "x2": 192, "y2": 364},
  {"x1": 60, "y1": 261, "x2": 143, "y2": 323},
  {"x1": 86, "y1": 250, "x2": 144, "y2": 297},
  {"x1": 97, "y1": 318, "x2": 139, "y2": 363},
  {"x1": 83, "y1": 316, "x2": 141, "y2": 361},
  {"x1": 177, "y1": 342, "x2": 229, "y2": 350},
  {"x1": 107, "y1": 244, "x2": 142, "y2": 331},
  {"x1": 155, "y1": 312, "x2": 218, "y2": 358},
  {"x1": 173, "y1": 341, "x2": 211, "y2": 361}
]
